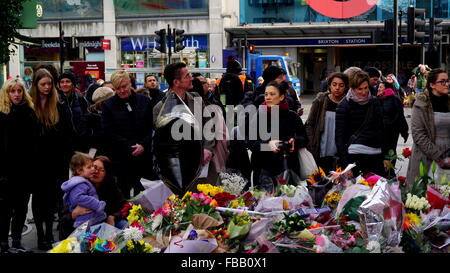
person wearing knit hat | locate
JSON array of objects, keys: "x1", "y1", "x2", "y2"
[
  {"x1": 262, "y1": 66, "x2": 284, "y2": 83},
  {"x1": 58, "y1": 70, "x2": 90, "y2": 152},
  {"x1": 92, "y1": 86, "x2": 114, "y2": 104},
  {"x1": 83, "y1": 87, "x2": 115, "y2": 159}
]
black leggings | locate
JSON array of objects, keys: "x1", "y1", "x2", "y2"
[
  {"x1": 31, "y1": 185, "x2": 58, "y2": 243},
  {"x1": 0, "y1": 191, "x2": 30, "y2": 243}
]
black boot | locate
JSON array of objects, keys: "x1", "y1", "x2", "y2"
[
  {"x1": 0, "y1": 241, "x2": 9, "y2": 253},
  {"x1": 10, "y1": 240, "x2": 33, "y2": 253}
]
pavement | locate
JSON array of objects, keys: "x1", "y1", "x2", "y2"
[{"x1": 13, "y1": 92, "x2": 414, "y2": 253}]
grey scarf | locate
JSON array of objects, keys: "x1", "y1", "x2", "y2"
[{"x1": 346, "y1": 88, "x2": 372, "y2": 105}]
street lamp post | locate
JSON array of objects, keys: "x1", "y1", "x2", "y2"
[{"x1": 393, "y1": 0, "x2": 398, "y2": 76}]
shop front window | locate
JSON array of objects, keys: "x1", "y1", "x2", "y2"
[
  {"x1": 240, "y1": 0, "x2": 450, "y2": 24},
  {"x1": 38, "y1": 0, "x2": 103, "y2": 20}
]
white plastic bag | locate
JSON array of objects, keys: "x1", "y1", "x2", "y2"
[{"x1": 298, "y1": 148, "x2": 318, "y2": 180}]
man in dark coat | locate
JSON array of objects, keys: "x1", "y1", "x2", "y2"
[
  {"x1": 363, "y1": 66, "x2": 381, "y2": 97},
  {"x1": 136, "y1": 74, "x2": 165, "y2": 110},
  {"x1": 153, "y1": 63, "x2": 216, "y2": 195},
  {"x1": 58, "y1": 71, "x2": 90, "y2": 152},
  {"x1": 101, "y1": 70, "x2": 155, "y2": 198}
]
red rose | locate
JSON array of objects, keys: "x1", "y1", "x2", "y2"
[
  {"x1": 277, "y1": 178, "x2": 287, "y2": 185},
  {"x1": 398, "y1": 176, "x2": 407, "y2": 186},
  {"x1": 402, "y1": 148, "x2": 412, "y2": 158}
]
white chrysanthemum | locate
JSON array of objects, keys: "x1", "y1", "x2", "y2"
[
  {"x1": 366, "y1": 241, "x2": 381, "y2": 253},
  {"x1": 220, "y1": 172, "x2": 247, "y2": 196},
  {"x1": 122, "y1": 226, "x2": 144, "y2": 241},
  {"x1": 440, "y1": 185, "x2": 450, "y2": 198},
  {"x1": 151, "y1": 214, "x2": 163, "y2": 231}
]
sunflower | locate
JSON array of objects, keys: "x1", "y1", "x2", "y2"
[{"x1": 308, "y1": 167, "x2": 326, "y2": 185}]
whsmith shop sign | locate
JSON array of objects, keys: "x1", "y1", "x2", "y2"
[{"x1": 121, "y1": 35, "x2": 208, "y2": 51}]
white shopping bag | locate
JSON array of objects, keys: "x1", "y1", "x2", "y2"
[
  {"x1": 298, "y1": 148, "x2": 318, "y2": 180},
  {"x1": 132, "y1": 180, "x2": 174, "y2": 212}
]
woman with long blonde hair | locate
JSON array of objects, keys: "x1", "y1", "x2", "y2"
[
  {"x1": 29, "y1": 68, "x2": 73, "y2": 250},
  {"x1": 0, "y1": 78, "x2": 38, "y2": 253}
]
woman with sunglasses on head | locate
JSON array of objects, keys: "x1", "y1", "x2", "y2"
[
  {"x1": 406, "y1": 68, "x2": 450, "y2": 189},
  {"x1": 0, "y1": 78, "x2": 39, "y2": 253}
]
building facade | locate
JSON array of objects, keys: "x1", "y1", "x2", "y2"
[
  {"x1": 11, "y1": 0, "x2": 239, "y2": 89},
  {"x1": 227, "y1": 0, "x2": 450, "y2": 92}
]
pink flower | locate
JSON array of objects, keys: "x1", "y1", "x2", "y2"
[
  {"x1": 315, "y1": 235, "x2": 325, "y2": 247},
  {"x1": 201, "y1": 198, "x2": 212, "y2": 206},
  {"x1": 191, "y1": 193, "x2": 200, "y2": 200},
  {"x1": 198, "y1": 193, "x2": 206, "y2": 200},
  {"x1": 348, "y1": 235, "x2": 356, "y2": 245},
  {"x1": 152, "y1": 207, "x2": 169, "y2": 218}
]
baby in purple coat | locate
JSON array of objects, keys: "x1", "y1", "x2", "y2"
[{"x1": 61, "y1": 152, "x2": 106, "y2": 228}]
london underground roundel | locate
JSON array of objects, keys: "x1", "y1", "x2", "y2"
[{"x1": 306, "y1": 0, "x2": 380, "y2": 19}]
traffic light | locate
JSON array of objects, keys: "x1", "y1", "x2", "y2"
[
  {"x1": 248, "y1": 44, "x2": 255, "y2": 53},
  {"x1": 383, "y1": 19, "x2": 394, "y2": 43},
  {"x1": 407, "y1": 6, "x2": 426, "y2": 44},
  {"x1": 429, "y1": 17, "x2": 443, "y2": 48},
  {"x1": 173, "y1": 28, "x2": 186, "y2": 53},
  {"x1": 155, "y1": 29, "x2": 167, "y2": 53}
]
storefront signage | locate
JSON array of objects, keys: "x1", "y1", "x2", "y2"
[
  {"x1": 39, "y1": 39, "x2": 102, "y2": 49},
  {"x1": 306, "y1": 0, "x2": 380, "y2": 19},
  {"x1": 248, "y1": 37, "x2": 373, "y2": 47},
  {"x1": 121, "y1": 35, "x2": 208, "y2": 51},
  {"x1": 101, "y1": 39, "x2": 111, "y2": 50}
]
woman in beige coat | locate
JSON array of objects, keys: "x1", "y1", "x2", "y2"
[{"x1": 406, "y1": 68, "x2": 450, "y2": 188}]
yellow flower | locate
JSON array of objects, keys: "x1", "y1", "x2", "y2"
[
  {"x1": 406, "y1": 213, "x2": 421, "y2": 226},
  {"x1": 357, "y1": 179, "x2": 369, "y2": 187},
  {"x1": 144, "y1": 244, "x2": 154, "y2": 253},
  {"x1": 197, "y1": 184, "x2": 224, "y2": 197},
  {"x1": 169, "y1": 194, "x2": 176, "y2": 201},
  {"x1": 182, "y1": 191, "x2": 192, "y2": 200},
  {"x1": 127, "y1": 240, "x2": 135, "y2": 250},
  {"x1": 230, "y1": 200, "x2": 239, "y2": 209}
]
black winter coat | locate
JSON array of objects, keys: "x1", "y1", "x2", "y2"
[
  {"x1": 335, "y1": 97, "x2": 386, "y2": 159},
  {"x1": 35, "y1": 102, "x2": 75, "y2": 187},
  {"x1": 0, "y1": 104, "x2": 39, "y2": 185},
  {"x1": 378, "y1": 94, "x2": 409, "y2": 152},
  {"x1": 79, "y1": 106, "x2": 107, "y2": 155},
  {"x1": 101, "y1": 92, "x2": 153, "y2": 163},
  {"x1": 217, "y1": 73, "x2": 245, "y2": 106},
  {"x1": 58, "y1": 90, "x2": 90, "y2": 151},
  {"x1": 247, "y1": 104, "x2": 308, "y2": 176}
]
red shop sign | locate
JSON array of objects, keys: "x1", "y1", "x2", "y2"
[{"x1": 101, "y1": 39, "x2": 111, "y2": 50}]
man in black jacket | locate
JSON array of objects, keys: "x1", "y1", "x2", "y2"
[
  {"x1": 136, "y1": 74, "x2": 165, "y2": 110},
  {"x1": 58, "y1": 72, "x2": 90, "y2": 152},
  {"x1": 101, "y1": 70, "x2": 155, "y2": 198}
]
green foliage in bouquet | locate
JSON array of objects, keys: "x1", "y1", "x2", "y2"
[
  {"x1": 270, "y1": 213, "x2": 310, "y2": 236},
  {"x1": 411, "y1": 161, "x2": 436, "y2": 198},
  {"x1": 341, "y1": 196, "x2": 367, "y2": 222}
]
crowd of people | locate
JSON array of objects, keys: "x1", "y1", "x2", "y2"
[{"x1": 0, "y1": 59, "x2": 449, "y2": 254}]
